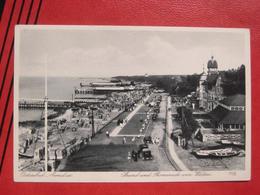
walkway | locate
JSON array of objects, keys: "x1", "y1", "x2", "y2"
[
  {"x1": 166, "y1": 96, "x2": 189, "y2": 171},
  {"x1": 110, "y1": 95, "x2": 150, "y2": 137}
]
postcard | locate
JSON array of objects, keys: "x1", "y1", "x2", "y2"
[{"x1": 14, "y1": 25, "x2": 251, "y2": 182}]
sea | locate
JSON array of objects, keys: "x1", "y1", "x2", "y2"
[{"x1": 19, "y1": 76, "x2": 108, "y2": 122}]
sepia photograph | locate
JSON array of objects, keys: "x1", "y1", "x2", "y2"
[{"x1": 14, "y1": 25, "x2": 251, "y2": 182}]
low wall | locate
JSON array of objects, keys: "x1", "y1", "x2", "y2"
[{"x1": 202, "y1": 133, "x2": 242, "y2": 142}]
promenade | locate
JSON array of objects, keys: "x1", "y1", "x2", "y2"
[
  {"x1": 58, "y1": 93, "x2": 178, "y2": 171},
  {"x1": 110, "y1": 95, "x2": 150, "y2": 137},
  {"x1": 166, "y1": 96, "x2": 189, "y2": 171}
]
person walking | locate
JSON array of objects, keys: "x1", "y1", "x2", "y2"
[
  {"x1": 106, "y1": 131, "x2": 110, "y2": 138},
  {"x1": 123, "y1": 136, "x2": 127, "y2": 144},
  {"x1": 131, "y1": 150, "x2": 138, "y2": 162},
  {"x1": 127, "y1": 151, "x2": 132, "y2": 162}
]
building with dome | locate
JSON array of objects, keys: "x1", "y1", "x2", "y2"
[
  {"x1": 207, "y1": 56, "x2": 219, "y2": 74},
  {"x1": 197, "y1": 56, "x2": 225, "y2": 111}
]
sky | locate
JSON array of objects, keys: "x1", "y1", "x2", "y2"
[{"x1": 17, "y1": 26, "x2": 249, "y2": 77}]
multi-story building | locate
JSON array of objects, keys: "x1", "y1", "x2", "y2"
[
  {"x1": 210, "y1": 94, "x2": 245, "y2": 131},
  {"x1": 197, "y1": 56, "x2": 225, "y2": 111}
]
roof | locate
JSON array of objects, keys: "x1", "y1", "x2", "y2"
[
  {"x1": 201, "y1": 73, "x2": 219, "y2": 89},
  {"x1": 210, "y1": 105, "x2": 229, "y2": 121},
  {"x1": 220, "y1": 111, "x2": 245, "y2": 125},
  {"x1": 219, "y1": 94, "x2": 245, "y2": 106},
  {"x1": 95, "y1": 86, "x2": 126, "y2": 90},
  {"x1": 74, "y1": 94, "x2": 107, "y2": 99},
  {"x1": 210, "y1": 105, "x2": 245, "y2": 125},
  {"x1": 75, "y1": 87, "x2": 93, "y2": 91},
  {"x1": 90, "y1": 82, "x2": 119, "y2": 86}
]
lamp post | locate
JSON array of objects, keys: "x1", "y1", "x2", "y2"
[{"x1": 89, "y1": 105, "x2": 98, "y2": 138}]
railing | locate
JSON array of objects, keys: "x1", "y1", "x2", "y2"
[{"x1": 19, "y1": 98, "x2": 73, "y2": 109}]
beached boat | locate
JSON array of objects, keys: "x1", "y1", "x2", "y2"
[
  {"x1": 219, "y1": 140, "x2": 245, "y2": 147},
  {"x1": 210, "y1": 150, "x2": 240, "y2": 158},
  {"x1": 233, "y1": 141, "x2": 245, "y2": 147},
  {"x1": 192, "y1": 147, "x2": 234, "y2": 158},
  {"x1": 219, "y1": 140, "x2": 232, "y2": 145},
  {"x1": 193, "y1": 150, "x2": 212, "y2": 157},
  {"x1": 18, "y1": 153, "x2": 34, "y2": 159}
]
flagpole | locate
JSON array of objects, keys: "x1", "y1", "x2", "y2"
[{"x1": 44, "y1": 55, "x2": 48, "y2": 172}]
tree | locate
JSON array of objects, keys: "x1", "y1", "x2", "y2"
[
  {"x1": 174, "y1": 74, "x2": 200, "y2": 97},
  {"x1": 178, "y1": 107, "x2": 199, "y2": 149},
  {"x1": 176, "y1": 106, "x2": 183, "y2": 120},
  {"x1": 113, "y1": 75, "x2": 178, "y2": 95},
  {"x1": 222, "y1": 64, "x2": 245, "y2": 95}
]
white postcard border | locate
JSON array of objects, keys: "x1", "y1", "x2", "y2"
[{"x1": 14, "y1": 25, "x2": 251, "y2": 182}]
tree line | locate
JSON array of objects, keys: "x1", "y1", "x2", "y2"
[
  {"x1": 221, "y1": 64, "x2": 245, "y2": 96},
  {"x1": 114, "y1": 64, "x2": 245, "y2": 97}
]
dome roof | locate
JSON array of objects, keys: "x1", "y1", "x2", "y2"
[{"x1": 207, "y1": 56, "x2": 218, "y2": 69}]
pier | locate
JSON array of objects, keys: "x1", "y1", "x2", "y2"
[{"x1": 19, "y1": 98, "x2": 73, "y2": 109}]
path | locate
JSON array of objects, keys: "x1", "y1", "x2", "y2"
[
  {"x1": 166, "y1": 96, "x2": 189, "y2": 171},
  {"x1": 147, "y1": 94, "x2": 176, "y2": 171},
  {"x1": 110, "y1": 95, "x2": 150, "y2": 137}
]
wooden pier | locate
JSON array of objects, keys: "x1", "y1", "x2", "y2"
[{"x1": 19, "y1": 99, "x2": 73, "y2": 109}]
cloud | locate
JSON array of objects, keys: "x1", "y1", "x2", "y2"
[
  {"x1": 47, "y1": 46, "x2": 136, "y2": 77},
  {"x1": 19, "y1": 31, "x2": 247, "y2": 77}
]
